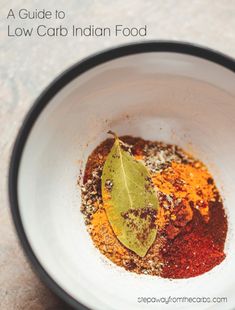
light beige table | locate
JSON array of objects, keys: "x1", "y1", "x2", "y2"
[{"x1": 1, "y1": 0, "x2": 235, "y2": 309}]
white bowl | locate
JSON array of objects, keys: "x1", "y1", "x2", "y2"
[{"x1": 9, "y1": 42, "x2": 235, "y2": 310}]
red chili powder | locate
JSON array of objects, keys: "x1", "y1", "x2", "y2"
[{"x1": 161, "y1": 201, "x2": 227, "y2": 279}]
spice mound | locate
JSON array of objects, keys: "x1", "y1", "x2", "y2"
[{"x1": 79, "y1": 136, "x2": 227, "y2": 279}]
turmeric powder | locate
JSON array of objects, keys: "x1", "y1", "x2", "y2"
[{"x1": 153, "y1": 161, "x2": 217, "y2": 223}]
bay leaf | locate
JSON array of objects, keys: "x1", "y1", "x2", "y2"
[{"x1": 101, "y1": 133, "x2": 159, "y2": 257}]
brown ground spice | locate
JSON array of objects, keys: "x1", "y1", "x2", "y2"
[{"x1": 79, "y1": 136, "x2": 227, "y2": 278}]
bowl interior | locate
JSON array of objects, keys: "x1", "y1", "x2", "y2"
[{"x1": 18, "y1": 51, "x2": 235, "y2": 310}]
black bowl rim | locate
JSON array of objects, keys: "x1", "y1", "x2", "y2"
[{"x1": 8, "y1": 41, "x2": 235, "y2": 310}]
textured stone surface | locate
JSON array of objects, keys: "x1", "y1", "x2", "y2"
[{"x1": 1, "y1": 0, "x2": 235, "y2": 309}]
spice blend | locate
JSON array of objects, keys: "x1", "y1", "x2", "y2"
[{"x1": 80, "y1": 136, "x2": 227, "y2": 278}]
